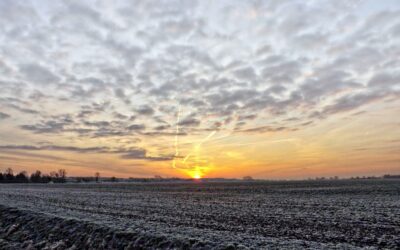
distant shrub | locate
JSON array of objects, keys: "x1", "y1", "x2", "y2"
[
  {"x1": 95, "y1": 172, "x2": 100, "y2": 182},
  {"x1": 243, "y1": 176, "x2": 254, "y2": 181},
  {"x1": 4, "y1": 168, "x2": 14, "y2": 182},
  {"x1": 15, "y1": 171, "x2": 29, "y2": 183},
  {"x1": 30, "y1": 170, "x2": 43, "y2": 183}
]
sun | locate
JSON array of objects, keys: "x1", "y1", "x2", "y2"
[
  {"x1": 188, "y1": 168, "x2": 203, "y2": 180},
  {"x1": 193, "y1": 173, "x2": 202, "y2": 180},
  {"x1": 186, "y1": 164, "x2": 213, "y2": 180}
]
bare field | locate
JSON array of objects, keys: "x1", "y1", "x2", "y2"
[{"x1": 0, "y1": 180, "x2": 399, "y2": 249}]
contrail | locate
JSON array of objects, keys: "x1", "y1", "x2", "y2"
[
  {"x1": 183, "y1": 130, "x2": 216, "y2": 163},
  {"x1": 203, "y1": 138, "x2": 298, "y2": 149},
  {"x1": 172, "y1": 104, "x2": 181, "y2": 168},
  {"x1": 181, "y1": 114, "x2": 237, "y2": 164}
]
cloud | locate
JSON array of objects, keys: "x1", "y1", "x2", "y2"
[
  {"x1": 119, "y1": 148, "x2": 146, "y2": 159},
  {"x1": 0, "y1": 112, "x2": 10, "y2": 120},
  {"x1": 7, "y1": 103, "x2": 39, "y2": 114},
  {"x1": 0, "y1": 144, "x2": 171, "y2": 162},
  {"x1": 320, "y1": 91, "x2": 394, "y2": 116},
  {"x1": 261, "y1": 60, "x2": 302, "y2": 84},
  {"x1": 369, "y1": 72, "x2": 400, "y2": 89},
  {"x1": 299, "y1": 70, "x2": 361, "y2": 101},
  {"x1": 206, "y1": 89, "x2": 260, "y2": 107},
  {"x1": 83, "y1": 121, "x2": 111, "y2": 127},
  {"x1": 178, "y1": 117, "x2": 201, "y2": 127},
  {"x1": 19, "y1": 64, "x2": 60, "y2": 85},
  {"x1": 114, "y1": 88, "x2": 126, "y2": 98},
  {"x1": 0, "y1": 150, "x2": 67, "y2": 162},
  {"x1": 237, "y1": 126, "x2": 293, "y2": 134},
  {"x1": 154, "y1": 125, "x2": 170, "y2": 131},
  {"x1": 267, "y1": 85, "x2": 287, "y2": 95},
  {"x1": 127, "y1": 124, "x2": 146, "y2": 131},
  {"x1": 120, "y1": 149, "x2": 173, "y2": 161},
  {"x1": 232, "y1": 67, "x2": 257, "y2": 82},
  {"x1": 113, "y1": 112, "x2": 129, "y2": 120},
  {"x1": 20, "y1": 114, "x2": 76, "y2": 134},
  {"x1": 21, "y1": 122, "x2": 66, "y2": 134},
  {"x1": 135, "y1": 105, "x2": 155, "y2": 116},
  {"x1": 238, "y1": 114, "x2": 257, "y2": 121},
  {"x1": 0, "y1": 145, "x2": 109, "y2": 153},
  {"x1": 77, "y1": 102, "x2": 111, "y2": 118}
]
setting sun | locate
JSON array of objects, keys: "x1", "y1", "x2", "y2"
[
  {"x1": 188, "y1": 167, "x2": 203, "y2": 180},
  {"x1": 193, "y1": 174, "x2": 201, "y2": 180}
]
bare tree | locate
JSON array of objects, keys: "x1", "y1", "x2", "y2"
[
  {"x1": 4, "y1": 168, "x2": 14, "y2": 182},
  {"x1": 5, "y1": 168, "x2": 13, "y2": 175},
  {"x1": 58, "y1": 169, "x2": 67, "y2": 183},
  {"x1": 30, "y1": 170, "x2": 42, "y2": 183},
  {"x1": 15, "y1": 171, "x2": 29, "y2": 183},
  {"x1": 95, "y1": 172, "x2": 100, "y2": 182},
  {"x1": 243, "y1": 176, "x2": 254, "y2": 181},
  {"x1": 50, "y1": 171, "x2": 59, "y2": 178}
]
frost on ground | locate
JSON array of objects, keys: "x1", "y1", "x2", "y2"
[{"x1": 0, "y1": 180, "x2": 399, "y2": 249}]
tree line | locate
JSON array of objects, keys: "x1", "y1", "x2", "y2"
[{"x1": 0, "y1": 168, "x2": 67, "y2": 183}]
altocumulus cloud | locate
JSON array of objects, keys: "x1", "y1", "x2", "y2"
[
  {"x1": 0, "y1": 112, "x2": 10, "y2": 120},
  {"x1": 0, "y1": 0, "x2": 399, "y2": 170},
  {"x1": 0, "y1": 144, "x2": 171, "y2": 162}
]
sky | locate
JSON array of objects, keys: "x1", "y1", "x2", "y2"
[{"x1": 0, "y1": 0, "x2": 399, "y2": 179}]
